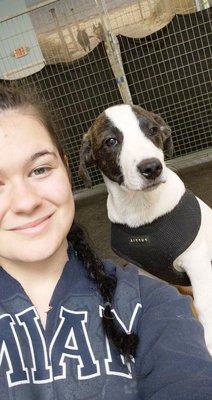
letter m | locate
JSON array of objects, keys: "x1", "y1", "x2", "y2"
[{"x1": 0, "y1": 314, "x2": 29, "y2": 387}]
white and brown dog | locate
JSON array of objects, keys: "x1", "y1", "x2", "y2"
[{"x1": 79, "y1": 104, "x2": 212, "y2": 355}]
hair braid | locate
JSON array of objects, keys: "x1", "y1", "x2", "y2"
[{"x1": 68, "y1": 222, "x2": 139, "y2": 361}]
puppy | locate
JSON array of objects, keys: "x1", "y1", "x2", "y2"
[{"x1": 79, "y1": 104, "x2": 212, "y2": 355}]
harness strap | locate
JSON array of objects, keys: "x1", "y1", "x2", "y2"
[{"x1": 111, "y1": 190, "x2": 201, "y2": 286}]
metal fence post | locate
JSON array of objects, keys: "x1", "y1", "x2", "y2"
[{"x1": 95, "y1": 0, "x2": 132, "y2": 105}]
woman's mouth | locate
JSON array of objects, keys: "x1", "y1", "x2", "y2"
[{"x1": 9, "y1": 214, "x2": 53, "y2": 236}]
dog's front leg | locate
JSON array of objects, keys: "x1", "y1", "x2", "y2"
[{"x1": 179, "y1": 242, "x2": 212, "y2": 356}]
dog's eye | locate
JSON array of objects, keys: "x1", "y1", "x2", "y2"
[
  {"x1": 149, "y1": 126, "x2": 158, "y2": 135},
  {"x1": 105, "y1": 138, "x2": 118, "y2": 147}
]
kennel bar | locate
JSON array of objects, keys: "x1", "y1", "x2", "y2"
[{"x1": 0, "y1": 0, "x2": 211, "y2": 194}]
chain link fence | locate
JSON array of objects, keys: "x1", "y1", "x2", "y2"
[{"x1": 0, "y1": 0, "x2": 211, "y2": 192}]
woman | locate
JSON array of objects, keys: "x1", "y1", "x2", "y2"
[{"x1": 0, "y1": 84, "x2": 211, "y2": 400}]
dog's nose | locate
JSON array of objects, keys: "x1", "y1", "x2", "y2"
[{"x1": 137, "y1": 158, "x2": 163, "y2": 180}]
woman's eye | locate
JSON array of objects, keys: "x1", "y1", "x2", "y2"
[
  {"x1": 149, "y1": 126, "x2": 158, "y2": 135},
  {"x1": 105, "y1": 137, "x2": 118, "y2": 147},
  {"x1": 31, "y1": 167, "x2": 51, "y2": 176}
]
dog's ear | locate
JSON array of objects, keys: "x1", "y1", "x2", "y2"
[
  {"x1": 163, "y1": 131, "x2": 173, "y2": 158},
  {"x1": 78, "y1": 132, "x2": 95, "y2": 188},
  {"x1": 150, "y1": 112, "x2": 173, "y2": 158}
]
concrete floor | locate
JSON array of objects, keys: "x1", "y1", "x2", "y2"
[{"x1": 75, "y1": 161, "x2": 212, "y2": 266}]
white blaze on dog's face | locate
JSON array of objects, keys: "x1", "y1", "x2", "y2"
[
  {"x1": 79, "y1": 104, "x2": 173, "y2": 191},
  {"x1": 105, "y1": 104, "x2": 168, "y2": 191}
]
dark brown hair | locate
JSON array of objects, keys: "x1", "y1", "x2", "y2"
[
  {"x1": 0, "y1": 83, "x2": 138, "y2": 361},
  {"x1": 0, "y1": 84, "x2": 65, "y2": 162}
]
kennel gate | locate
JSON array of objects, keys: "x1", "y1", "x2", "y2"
[{"x1": 0, "y1": 0, "x2": 211, "y2": 193}]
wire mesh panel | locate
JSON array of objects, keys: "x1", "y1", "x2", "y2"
[
  {"x1": 0, "y1": 0, "x2": 124, "y2": 191},
  {"x1": 11, "y1": 45, "x2": 123, "y2": 191},
  {"x1": 0, "y1": 0, "x2": 211, "y2": 193},
  {"x1": 118, "y1": 8, "x2": 212, "y2": 157}
]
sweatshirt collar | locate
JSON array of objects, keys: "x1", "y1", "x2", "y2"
[{"x1": 0, "y1": 246, "x2": 94, "y2": 303}]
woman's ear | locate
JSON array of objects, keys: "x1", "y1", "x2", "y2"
[
  {"x1": 63, "y1": 154, "x2": 73, "y2": 187},
  {"x1": 78, "y1": 132, "x2": 95, "y2": 188},
  {"x1": 64, "y1": 154, "x2": 69, "y2": 168}
]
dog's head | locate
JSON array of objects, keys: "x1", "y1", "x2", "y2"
[{"x1": 79, "y1": 104, "x2": 173, "y2": 191}]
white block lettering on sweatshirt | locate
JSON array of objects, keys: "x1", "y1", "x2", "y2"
[{"x1": 0, "y1": 304, "x2": 142, "y2": 387}]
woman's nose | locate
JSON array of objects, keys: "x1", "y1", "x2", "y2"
[{"x1": 10, "y1": 181, "x2": 42, "y2": 214}]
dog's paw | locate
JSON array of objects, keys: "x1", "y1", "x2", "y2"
[
  {"x1": 203, "y1": 323, "x2": 212, "y2": 356},
  {"x1": 196, "y1": 309, "x2": 212, "y2": 356},
  {"x1": 204, "y1": 332, "x2": 212, "y2": 356},
  {"x1": 205, "y1": 341, "x2": 212, "y2": 357}
]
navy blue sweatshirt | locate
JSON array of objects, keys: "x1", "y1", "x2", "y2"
[{"x1": 0, "y1": 247, "x2": 211, "y2": 399}]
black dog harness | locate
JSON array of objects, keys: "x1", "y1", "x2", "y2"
[{"x1": 111, "y1": 190, "x2": 201, "y2": 286}]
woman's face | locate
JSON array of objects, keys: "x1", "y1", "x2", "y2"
[{"x1": 0, "y1": 109, "x2": 75, "y2": 265}]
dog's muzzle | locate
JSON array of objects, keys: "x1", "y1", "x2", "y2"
[{"x1": 137, "y1": 158, "x2": 163, "y2": 180}]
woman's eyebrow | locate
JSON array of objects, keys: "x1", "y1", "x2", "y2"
[
  {"x1": 0, "y1": 151, "x2": 57, "y2": 175},
  {"x1": 28, "y1": 150, "x2": 57, "y2": 163}
]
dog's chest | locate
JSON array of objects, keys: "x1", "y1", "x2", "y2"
[{"x1": 111, "y1": 190, "x2": 201, "y2": 286}]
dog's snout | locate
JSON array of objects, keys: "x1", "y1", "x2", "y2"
[{"x1": 137, "y1": 158, "x2": 163, "y2": 180}]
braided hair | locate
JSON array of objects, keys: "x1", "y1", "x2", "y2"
[
  {"x1": 0, "y1": 83, "x2": 139, "y2": 361},
  {"x1": 68, "y1": 223, "x2": 139, "y2": 361}
]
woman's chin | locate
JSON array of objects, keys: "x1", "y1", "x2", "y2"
[{"x1": 0, "y1": 237, "x2": 67, "y2": 266}]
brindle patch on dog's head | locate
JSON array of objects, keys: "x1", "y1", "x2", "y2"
[
  {"x1": 79, "y1": 104, "x2": 173, "y2": 187},
  {"x1": 79, "y1": 111, "x2": 124, "y2": 187},
  {"x1": 131, "y1": 105, "x2": 173, "y2": 157}
]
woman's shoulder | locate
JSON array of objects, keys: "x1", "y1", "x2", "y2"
[
  {"x1": 102, "y1": 259, "x2": 185, "y2": 315},
  {"x1": 103, "y1": 258, "x2": 177, "y2": 292}
]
